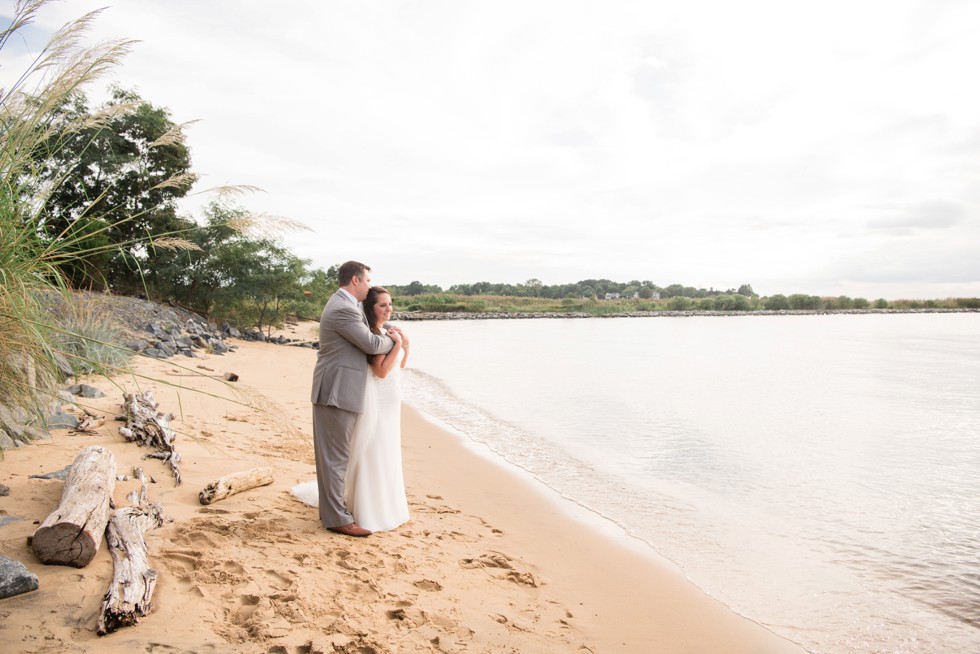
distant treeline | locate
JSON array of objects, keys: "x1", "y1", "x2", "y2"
[{"x1": 383, "y1": 280, "x2": 980, "y2": 315}]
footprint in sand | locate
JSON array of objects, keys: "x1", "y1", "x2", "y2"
[
  {"x1": 460, "y1": 551, "x2": 541, "y2": 587},
  {"x1": 413, "y1": 579, "x2": 443, "y2": 592},
  {"x1": 437, "y1": 529, "x2": 478, "y2": 543},
  {"x1": 459, "y1": 551, "x2": 514, "y2": 570},
  {"x1": 179, "y1": 530, "x2": 218, "y2": 548},
  {"x1": 386, "y1": 607, "x2": 426, "y2": 628},
  {"x1": 489, "y1": 613, "x2": 532, "y2": 632},
  {"x1": 221, "y1": 559, "x2": 246, "y2": 574},
  {"x1": 262, "y1": 569, "x2": 294, "y2": 590},
  {"x1": 160, "y1": 549, "x2": 203, "y2": 573},
  {"x1": 505, "y1": 570, "x2": 539, "y2": 587},
  {"x1": 227, "y1": 594, "x2": 262, "y2": 624}
]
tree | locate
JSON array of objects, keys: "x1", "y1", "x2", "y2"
[
  {"x1": 29, "y1": 87, "x2": 196, "y2": 291},
  {"x1": 147, "y1": 204, "x2": 238, "y2": 315},
  {"x1": 238, "y1": 244, "x2": 308, "y2": 336},
  {"x1": 148, "y1": 202, "x2": 313, "y2": 332},
  {"x1": 764, "y1": 294, "x2": 790, "y2": 310},
  {"x1": 737, "y1": 284, "x2": 755, "y2": 297},
  {"x1": 525, "y1": 278, "x2": 543, "y2": 297},
  {"x1": 403, "y1": 281, "x2": 426, "y2": 296},
  {"x1": 788, "y1": 294, "x2": 822, "y2": 310},
  {"x1": 291, "y1": 266, "x2": 339, "y2": 320}
]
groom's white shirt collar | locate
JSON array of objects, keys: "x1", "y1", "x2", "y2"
[{"x1": 337, "y1": 288, "x2": 358, "y2": 305}]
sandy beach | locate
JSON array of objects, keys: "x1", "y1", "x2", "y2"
[{"x1": 0, "y1": 324, "x2": 805, "y2": 653}]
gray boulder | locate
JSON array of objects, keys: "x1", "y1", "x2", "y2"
[
  {"x1": 47, "y1": 411, "x2": 79, "y2": 430},
  {"x1": 66, "y1": 383, "x2": 106, "y2": 399},
  {"x1": 0, "y1": 555, "x2": 39, "y2": 599}
]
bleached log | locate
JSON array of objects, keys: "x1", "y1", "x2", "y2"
[
  {"x1": 97, "y1": 467, "x2": 164, "y2": 635},
  {"x1": 31, "y1": 445, "x2": 116, "y2": 568},
  {"x1": 118, "y1": 390, "x2": 182, "y2": 485},
  {"x1": 198, "y1": 467, "x2": 274, "y2": 505}
]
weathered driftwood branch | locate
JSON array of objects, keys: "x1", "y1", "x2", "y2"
[
  {"x1": 98, "y1": 467, "x2": 164, "y2": 635},
  {"x1": 31, "y1": 445, "x2": 116, "y2": 568},
  {"x1": 118, "y1": 390, "x2": 182, "y2": 485},
  {"x1": 72, "y1": 410, "x2": 105, "y2": 433},
  {"x1": 199, "y1": 467, "x2": 274, "y2": 505}
]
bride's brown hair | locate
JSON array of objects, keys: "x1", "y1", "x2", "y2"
[{"x1": 363, "y1": 286, "x2": 391, "y2": 334}]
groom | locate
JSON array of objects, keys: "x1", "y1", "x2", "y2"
[{"x1": 311, "y1": 260, "x2": 395, "y2": 537}]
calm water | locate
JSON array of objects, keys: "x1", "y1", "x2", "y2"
[{"x1": 397, "y1": 313, "x2": 980, "y2": 654}]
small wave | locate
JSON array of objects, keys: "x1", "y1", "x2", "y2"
[{"x1": 401, "y1": 368, "x2": 681, "y2": 548}]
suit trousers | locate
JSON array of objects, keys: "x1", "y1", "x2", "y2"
[{"x1": 312, "y1": 403, "x2": 358, "y2": 528}]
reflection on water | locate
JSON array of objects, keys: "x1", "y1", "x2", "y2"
[{"x1": 400, "y1": 313, "x2": 980, "y2": 654}]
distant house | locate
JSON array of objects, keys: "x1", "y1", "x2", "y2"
[{"x1": 604, "y1": 292, "x2": 620, "y2": 300}]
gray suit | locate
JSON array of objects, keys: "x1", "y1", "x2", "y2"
[{"x1": 311, "y1": 291, "x2": 393, "y2": 528}]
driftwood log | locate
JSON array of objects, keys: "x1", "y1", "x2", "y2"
[
  {"x1": 118, "y1": 390, "x2": 182, "y2": 485},
  {"x1": 31, "y1": 445, "x2": 116, "y2": 567},
  {"x1": 98, "y1": 467, "x2": 164, "y2": 635},
  {"x1": 199, "y1": 467, "x2": 274, "y2": 505}
]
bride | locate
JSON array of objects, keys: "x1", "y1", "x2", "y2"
[{"x1": 292, "y1": 286, "x2": 410, "y2": 532}]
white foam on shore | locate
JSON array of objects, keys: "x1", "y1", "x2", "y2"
[{"x1": 401, "y1": 368, "x2": 689, "y2": 573}]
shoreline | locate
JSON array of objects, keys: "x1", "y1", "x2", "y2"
[
  {"x1": 393, "y1": 307, "x2": 979, "y2": 321},
  {"x1": 0, "y1": 336, "x2": 805, "y2": 653},
  {"x1": 400, "y1": 406, "x2": 806, "y2": 653}
]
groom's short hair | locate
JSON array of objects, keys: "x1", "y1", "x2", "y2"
[{"x1": 338, "y1": 260, "x2": 369, "y2": 286}]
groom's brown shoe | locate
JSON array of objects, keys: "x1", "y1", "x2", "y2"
[{"x1": 328, "y1": 523, "x2": 372, "y2": 537}]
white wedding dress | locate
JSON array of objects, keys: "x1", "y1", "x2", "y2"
[{"x1": 291, "y1": 341, "x2": 409, "y2": 532}]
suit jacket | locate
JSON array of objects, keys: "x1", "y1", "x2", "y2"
[{"x1": 310, "y1": 291, "x2": 394, "y2": 413}]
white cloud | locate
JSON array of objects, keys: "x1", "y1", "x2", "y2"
[{"x1": 3, "y1": 0, "x2": 980, "y2": 297}]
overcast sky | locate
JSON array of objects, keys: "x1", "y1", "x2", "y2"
[{"x1": 3, "y1": 1, "x2": 980, "y2": 298}]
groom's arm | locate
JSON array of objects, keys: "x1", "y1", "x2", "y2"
[{"x1": 329, "y1": 302, "x2": 393, "y2": 355}]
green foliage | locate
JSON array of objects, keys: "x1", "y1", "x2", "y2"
[
  {"x1": 402, "y1": 294, "x2": 470, "y2": 313},
  {"x1": 392, "y1": 280, "x2": 442, "y2": 296},
  {"x1": 1, "y1": 2, "x2": 137, "y2": 446},
  {"x1": 668, "y1": 296, "x2": 693, "y2": 311},
  {"x1": 764, "y1": 294, "x2": 790, "y2": 310},
  {"x1": 788, "y1": 294, "x2": 823, "y2": 310},
  {"x1": 23, "y1": 87, "x2": 196, "y2": 292},
  {"x1": 290, "y1": 265, "x2": 339, "y2": 321},
  {"x1": 823, "y1": 296, "x2": 854, "y2": 310},
  {"x1": 146, "y1": 201, "x2": 321, "y2": 331}
]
